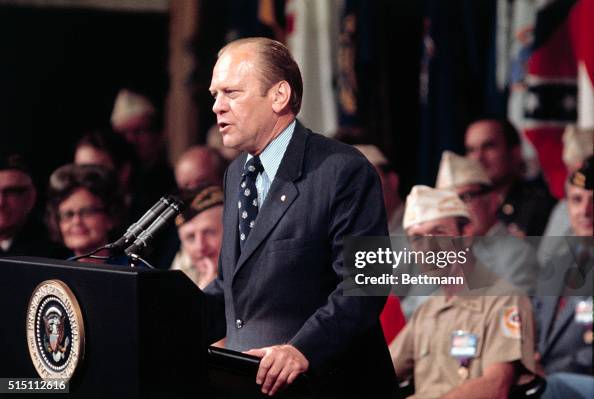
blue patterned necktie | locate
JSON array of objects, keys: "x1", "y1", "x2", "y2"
[{"x1": 238, "y1": 156, "x2": 263, "y2": 248}]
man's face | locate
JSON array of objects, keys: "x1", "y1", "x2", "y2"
[
  {"x1": 407, "y1": 216, "x2": 461, "y2": 238},
  {"x1": 209, "y1": 45, "x2": 276, "y2": 154},
  {"x1": 406, "y1": 217, "x2": 466, "y2": 273},
  {"x1": 178, "y1": 206, "x2": 224, "y2": 268},
  {"x1": 465, "y1": 121, "x2": 512, "y2": 184},
  {"x1": 454, "y1": 183, "x2": 498, "y2": 235},
  {"x1": 0, "y1": 170, "x2": 36, "y2": 239},
  {"x1": 567, "y1": 184, "x2": 593, "y2": 236}
]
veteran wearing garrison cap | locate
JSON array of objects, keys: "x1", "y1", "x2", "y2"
[
  {"x1": 171, "y1": 186, "x2": 224, "y2": 290},
  {"x1": 391, "y1": 185, "x2": 536, "y2": 399},
  {"x1": 436, "y1": 151, "x2": 539, "y2": 294}
]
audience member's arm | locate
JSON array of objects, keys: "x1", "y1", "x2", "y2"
[{"x1": 440, "y1": 361, "x2": 517, "y2": 399}]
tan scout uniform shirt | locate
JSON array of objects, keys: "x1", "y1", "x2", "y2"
[{"x1": 390, "y1": 289, "x2": 536, "y2": 399}]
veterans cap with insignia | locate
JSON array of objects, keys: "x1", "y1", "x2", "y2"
[
  {"x1": 111, "y1": 89, "x2": 156, "y2": 132},
  {"x1": 353, "y1": 144, "x2": 389, "y2": 167},
  {"x1": 403, "y1": 185, "x2": 470, "y2": 230},
  {"x1": 435, "y1": 150, "x2": 491, "y2": 190},
  {"x1": 562, "y1": 125, "x2": 593, "y2": 167},
  {"x1": 0, "y1": 152, "x2": 32, "y2": 175},
  {"x1": 568, "y1": 156, "x2": 593, "y2": 190},
  {"x1": 176, "y1": 185, "x2": 224, "y2": 227}
]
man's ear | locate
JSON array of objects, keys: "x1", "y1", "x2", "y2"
[{"x1": 271, "y1": 81, "x2": 292, "y2": 113}]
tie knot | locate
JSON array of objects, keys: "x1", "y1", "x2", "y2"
[{"x1": 244, "y1": 156, "x2": 263, "y2": 176}]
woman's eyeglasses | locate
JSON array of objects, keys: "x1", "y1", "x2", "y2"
[{"x1": 58, "y1": 206, "x2": 105, "y2": 223}]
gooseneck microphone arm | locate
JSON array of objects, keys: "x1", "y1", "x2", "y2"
[
  {"x1": 124, "y1": 197, "x2": 184, "y2": 257},
  {"x1": 107, "y1": 196, "x2": 173, "y2": 253}
]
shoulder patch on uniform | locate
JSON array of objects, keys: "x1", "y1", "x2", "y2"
[{"x1": 501, "y1": 306, "x2": 522, "y2": 339}]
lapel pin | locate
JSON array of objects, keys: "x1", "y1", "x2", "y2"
[{"x1": 281, "y1": 195, "x2": 286, "y2": 202}]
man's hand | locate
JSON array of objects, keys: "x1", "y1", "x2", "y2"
[
  {"x1": 244, "y1": 344, "x2": 309, "y2": 396},
  {"x1": 194, "y1": 257, "x2": 218, "y2": 289}
]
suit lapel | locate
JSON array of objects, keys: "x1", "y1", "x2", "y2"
[{"x1": 232, "y1": 122, "x2": 308, "y2": 279}]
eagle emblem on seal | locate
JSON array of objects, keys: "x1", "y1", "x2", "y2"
[{"x1": 42, "y1": 306, "x2": 70, "y2": 362}]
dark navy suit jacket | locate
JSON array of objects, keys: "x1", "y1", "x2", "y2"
[{"x1": 203, "y1": 122, "x2": 396, "y2": 396}]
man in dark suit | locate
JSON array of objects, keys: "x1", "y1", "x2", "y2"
[
  {"x1": 203, "y1": 37, "x2": 396, "y2": 397},
  {"x1": 534, "y1": 159, "x2": 593, "y2": 378}
]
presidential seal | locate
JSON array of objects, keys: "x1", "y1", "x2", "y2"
[{"x1": 26, "y1": 280, "x2": 85, "y2": 380}]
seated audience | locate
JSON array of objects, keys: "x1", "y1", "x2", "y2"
[
  {"x1": 534, "y1": 159, "x2": 593, "y2": 399},
  {"x1": 436, "y1": 150, "x2": 539, "y2": 294},
  {"x1": 390, "y1": 186, "x2": 536, "y2": 398},
  {"x1": 46, "y1": 164, "x2": 125, "y2": 263},
  {"x1": 0, "y1": 152, "x2": 56, "y2": 257},
  {"x1": 465, "y1": 117, "x2": 556, "y2": 236}
]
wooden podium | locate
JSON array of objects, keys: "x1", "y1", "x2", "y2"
[{"x1": 0, "y1": 257, "x2": 312, "y2": 398}]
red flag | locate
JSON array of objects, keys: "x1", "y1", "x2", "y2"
[
  {"x1": 380, "y1": 294, "x2": 406, "y2": 345},
  {"x1": 523, "y1": 0, "x2": 582, "y2": 199}
]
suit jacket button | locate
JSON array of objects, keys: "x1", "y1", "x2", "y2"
[{"x1": 235, "y1": 319, "x2": 244, "y2": 329}]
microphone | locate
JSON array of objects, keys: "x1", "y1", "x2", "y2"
[
  {"x1": 124, "y1": 196, "x2": 184, "y2": 256},
  {"x1": 108, "y1": 196, "x2": 173, "y2": 253}
]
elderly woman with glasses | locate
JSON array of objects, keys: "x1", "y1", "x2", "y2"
[{"x1": 46, "y1": 164, "x2": 125, "y2": 263}]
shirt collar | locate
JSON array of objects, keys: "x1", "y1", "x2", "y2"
[{"x1": 246, "y1": 120, "x2": 296, "y2": 181}]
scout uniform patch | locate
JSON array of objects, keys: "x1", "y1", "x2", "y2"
[{"x1": 501, "y1": 306, "x2": 522, "y2": 339}]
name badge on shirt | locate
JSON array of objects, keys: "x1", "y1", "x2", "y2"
[
  {"x1": 450, "y1": 330, "x2": 478, "y2": 359},
  {"x1": 575, "y1": 300, "x2": 593, "y2": 325}
]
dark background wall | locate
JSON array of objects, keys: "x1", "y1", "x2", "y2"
[{"x1": 0, "y1": 5, "x2": 168, "y2": 193}]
